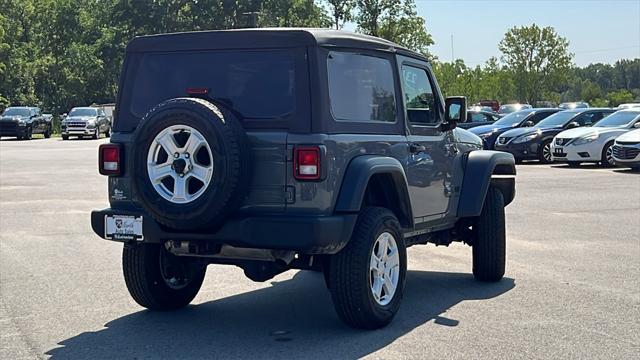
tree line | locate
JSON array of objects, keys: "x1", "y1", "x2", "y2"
[{"x1": 1, "y1": 0, "x2": 638, "y2": 115}]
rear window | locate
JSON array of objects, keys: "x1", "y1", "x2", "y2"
[{"x1": 125, "y1": 50, "x2": 296, "y2": 121}]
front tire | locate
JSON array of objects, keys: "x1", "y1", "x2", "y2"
[
  {"x1": 472, "y1": 186, "x2": 506, "y2": 282},
  {"x1": 122, "y1": 243, "x2": 206, "y2": 310},
  {"x1": 24, "y1": 127, "x2": 32, "y2": 140},
  {"x1": 539, "y1": 139, "x2": 553, "y2": 164},
  {"x1": 328, "y1": 207, "x2": 406, "y2": 329},
  {"x1": 601, "y1": 141, "x2": 615, "y2": 167},
  {"x1": 44, "y1": 126, "x2": 51, "y2": 138},
  {"x1": 61, "y1": 134, "x2": 69, "y2": 140}
]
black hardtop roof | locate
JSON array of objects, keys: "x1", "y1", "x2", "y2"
[{"x1": 127, "y1": 28, "x2": 427, "y2": 60}]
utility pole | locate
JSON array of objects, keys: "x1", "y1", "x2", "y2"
[{"x1": 451, "y1": 34, "x2": 454, "y2": 63}]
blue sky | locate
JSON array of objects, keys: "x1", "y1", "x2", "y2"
[
  {"x1": 419, "y1": 0, "x2": 640, "y2": 66},
  {"x1": 348, "y1": 0, "x2": 640, "y2": 66}
]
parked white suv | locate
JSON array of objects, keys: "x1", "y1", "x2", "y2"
[
  {"x1": 551, "y1": 109, "x2": 640, "y2": 167},
  {"x1": 612, "y1": 129, "x2": 640, "y2": 169}
]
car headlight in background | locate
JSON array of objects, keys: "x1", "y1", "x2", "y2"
[
  {"x1": 572, "y1": 133, "x2": 599, "y2": 145},
  {"x1": 513, "y1": 133, "x2": 539, "y2": 144},
  {"x1": 17, "y1": 119, "x2": 26, "y2": 125}
]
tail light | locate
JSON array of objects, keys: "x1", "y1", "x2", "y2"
[
  {"x1": 294, "y1": 146, "x2": 320, "y2": 180},
  {"x1": 99, "y1": 143, "x2": 122, "y2": 176}
]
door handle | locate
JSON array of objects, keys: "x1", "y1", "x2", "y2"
[{"x1": 409, "y1": 143, "x2": 426, "y2": 153}]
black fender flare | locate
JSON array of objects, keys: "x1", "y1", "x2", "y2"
[
  {"x1": 334, "y1": 155, "x2": 413, "y2": 228},
  {"x1": 457, "y1": 150, "x2": 516, "y2": 217}
]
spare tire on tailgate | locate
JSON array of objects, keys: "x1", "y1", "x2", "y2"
[{"x1": 132, "y1": 98, "x2": 251, "y2": 231}]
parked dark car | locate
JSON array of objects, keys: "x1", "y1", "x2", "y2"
[
  {"x1": 494, "y1": 108, "x2": 615, "y2": 163},
  {"x1": 0, "y1": 106, "x2": 52, "y2": 140},
  {"x1": 61, "y1": 106, "x2": 111, "y2": 140},
  {"x1": 458, "y1": 110, "x2": 502, "y2": 129},
  {"x1": 498, "y1": 103, "x2": 532, "y2": 114},
  {"x1": 90, "y1": 29, "x2": 516, "y2": 330},
  {"x1": 470, "y1": 108, "x2": 561, "y2": 149}
]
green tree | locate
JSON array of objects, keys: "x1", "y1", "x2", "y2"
[
  {"x1": 498, "y1": 24, "x2": 573, "y2": 105},
  {"x1": 580, "y1": 80, "x2": 603, "y2": 103},
  {"x1": 326, "y1": 0, "x2": 356, "y2": 29},
  {"x1": 356, "y1": 0, "x2": 433, "y2": 57},
  {"x1": 607, "y1": 89, "x2": 635, "y2": 107}
]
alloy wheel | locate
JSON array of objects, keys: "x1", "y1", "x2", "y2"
[
  {"x1": 369, "y1": 232, "x2": 400, "y2": 306},
  {"x1": 147, "y1": 124, "x2": 214, "y2": 204}
]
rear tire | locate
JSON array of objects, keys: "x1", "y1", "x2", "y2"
[
  {"x1": 105, "y1": 126, "x2": 111, "y2": 138},
  {"x1": 472, "y1": 186, "x2": 506, "y2": 282},
  {"x1": 92, "y1": 128, "x2": 99, "y2": 140},
  {"x1": 328, "y1": 207, "x2": 406, "y2": 329},
  {"x1": 122, "y1": 243, "x2": 206, "y2": 310}
]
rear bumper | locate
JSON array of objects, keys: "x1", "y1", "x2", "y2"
[{"x1": 91, "y1": 208, "x2": 357, "y2": 255}]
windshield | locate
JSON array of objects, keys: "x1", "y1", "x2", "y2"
[
  {"x1": 2, "y1": 108, "x2": 30, "y2": 117},
  {"x1": 535, "y1": 111, "x2": 578, "y2": 128},
  {"x1": 594, "y1": 111, "x2": 640, "y2": 127},
  {"x1": 493, "y1": 111, "x2": 529, "y2": 126},
  {"x1": 69, "y1": 108, "x2": 97, "y2": 116}
]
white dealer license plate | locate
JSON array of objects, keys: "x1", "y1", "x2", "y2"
[{"x1": 105, "y1": 215, "x2": 143, "y2": 241}]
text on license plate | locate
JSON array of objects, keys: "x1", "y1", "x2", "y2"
[{"x1": 105, "y1": 215, "x2": 143, "y2": 241}]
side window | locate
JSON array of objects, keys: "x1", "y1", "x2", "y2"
[
  {"x1": 401, "y1": 65, "x2": 437, "y2": 125},
  {"x1": 575, "y1": 113, "x2": 595, "y2": 126},
  {"x1": 471, "y1": 113, "x2": 489, "y2": 123},
  {"x1": 327, "y1": 52, "x2": 397, "y2": 122},
  {"x1": 529, "y1": 111, "x2": 552, "y2": 124}
]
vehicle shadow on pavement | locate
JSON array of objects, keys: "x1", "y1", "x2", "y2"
[{"x1": 46, "y1": 270, "x2": 514, "y2": 359}]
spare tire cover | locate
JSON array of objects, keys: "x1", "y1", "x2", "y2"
[{"x1": 132, "y1": 98, "x2": 251, "y2": 231}]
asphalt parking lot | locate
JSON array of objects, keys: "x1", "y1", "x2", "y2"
[{"x1": 0, "y1": 137, "x2": 639, "y2": 359}]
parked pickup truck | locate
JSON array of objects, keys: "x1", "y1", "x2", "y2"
[
  {"x1": 91, "y1": 29, "x2": 516, "y2": 329},
  {"x1": 0, "y1": 106, "x2": 52, "y2": 140},
  {"x1": 61, "y1": 106, "x2": 111, "y2": 140}
]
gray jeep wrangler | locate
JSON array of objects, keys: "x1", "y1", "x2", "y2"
[{"x1": 91, "y1": 29, "x2": 516, "y2": 329}]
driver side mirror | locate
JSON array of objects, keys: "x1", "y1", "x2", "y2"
[
  {"x1": 523, "y1": 120, "x2": 535, "y2": 127},
  {"x1": 634, "y1": 122, "x2": 640, "y2": 128},
  {"x1": 567, "y1": 121, "x2": 580, "y2": 129},
  {"x1": 443, "y1": 96, "x2": 466, "y2": 131}
]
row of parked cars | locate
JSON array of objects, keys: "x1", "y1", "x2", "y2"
[
  {"x1": 0, "y1": 105, "x2": 113, "y2": 140},
  {"x1": 468, "y1": 107, "x2": 640, "y2": 169}
]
